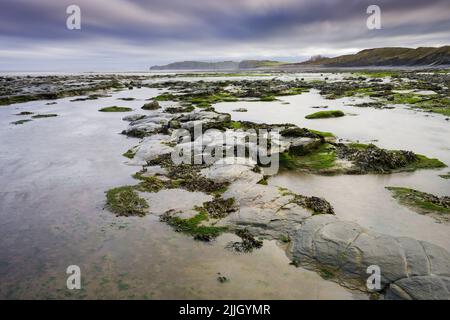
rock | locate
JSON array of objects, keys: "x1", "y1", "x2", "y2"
[
  {"x1": 292, "y1": 215, "x2": 450, "y2": 299},
  {"x1": 200, "y1": 157, "x2": 261, "y2": 184},
  {"x1": 219, "y1": 182, "x2": 312, "y2": 238},
  {"x1": 142, "y1": 100, "x2": 160, "y2": 110},
  {"x1": 419, "y1": 241, "x2": 450, "y2": 277},
  {"x1": 335, "y1": 143, "x2": 418, "y2": 173},
  {"x1": 217, "y1": 276, "x2": 229, "y2": 283},
  {"x1": 386, "y1": 276, "x2": 450, "y2": 300},
  {"x1": 122, "y1": 112, "x2": 174, "y2": 137},
  {"x1": 122, "y1": 114, "x2": 146, "y2": 122},
  {"x1": 288, "y1": 137, "x2": 322, "y2": 156},
  {"x1": 396, "y1": 237, "x2": 430, "y2": 277},
  {"x1": 131, "y1": 134, "x2": 175, "y2": 164},
  {"x1": 178, "y1": 110, "x2": 231, "y2": 123}
]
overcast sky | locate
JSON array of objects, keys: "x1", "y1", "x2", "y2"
[{"x1": 0, "y1": 0, "x2": 449, "y2": 71}]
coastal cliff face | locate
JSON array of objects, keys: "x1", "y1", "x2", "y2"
[{"x1": 150, "y1": 46, "x2": 450, "y2": 71}]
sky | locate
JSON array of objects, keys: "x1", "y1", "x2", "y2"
[{"x1": 0, "y1": 0, "x2": 449, "y2": 71}]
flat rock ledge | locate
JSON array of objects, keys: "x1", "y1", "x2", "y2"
[
  {"x1": 292, "y1": 215, "x2": 450, "y2": 299},
  {"x1": 120, "y1": 109, "x2": 450, "y2": 300}
]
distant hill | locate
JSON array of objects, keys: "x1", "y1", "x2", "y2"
[
  {"x1": 150, "y1": 61, "x2": 239, "y2": 70},
  {"x1": 238, "y1": 60, "x2": 285, "y2": 69},
  {"x1": 150, "y1": 59, "x2": 283, "y2": 70},
  {"x1": 295, "y1": 46, "x2": 450, "y2": 67}
]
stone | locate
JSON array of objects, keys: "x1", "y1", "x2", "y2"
[
  {"x1": 122, "y1": 114, "x2": 146, "y2": 122},
  {"x1": 292, "y1": 215, "x2": 450, "y2": 299},
  {"x1": 386, "y1": 276, "x2": 450, "y2": 300},
  {"x1": 142, "y1": 100, "x2": 160, "y2": 110},
  {"x1": 131, "y1": 134, "x2": 175, "y2": 164}
]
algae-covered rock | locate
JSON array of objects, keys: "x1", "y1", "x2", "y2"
[{"x1": 142, "y1": 100, "x2": 160, "y2": 110}]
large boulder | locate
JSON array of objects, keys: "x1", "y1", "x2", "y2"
[
  {"x1": 129, "y1": 134, "x2": 175, "y2": 165},
  {"x1": 292, "y1": 215, "x2": 450, "y2": 299},
  {"x1": 200, "y1": 157, "x2": 260, "y2": 184},
  {"x1": 219, "y1": 182, "x2": 312, "y2": 238},
  {"x1": 122, "y1": 112, "x2": 174, "y2": 137},
  {"x1": 386, "y1": 276, "x2": 450, "y2": 300}
]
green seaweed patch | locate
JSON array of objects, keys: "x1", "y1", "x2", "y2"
[
  {"x1": 386, "y1": 187, "x2": 450, "y2": 215},
  {"x1": 154, "y1": 93, "x2": 177, "y2": 101},
  {"x1": 99, "y1": 106, "x2": 132, "y2": 112},
  {"x1": 122, "y1": 148, "x2": 137, "y2": 159},
  {"x1": 260, "y1": 95, "x2": 277, "y2": 102},
  {"x1": 11, "y1": 119, "x2": 32, "y2": 125},
  {"x1": 105, "y1": 186, "x2": 149, "y2": 217},
  {"x1": 280, "y1": 143, "x2": 336, "y2": 171},
  {"x1": 133, "y1": 160, "x2": 229, "y2": 195},
  {"x1": 308, "y1": 129, "x2": 335, "y2": 138},
  {"x1": 227, "y1": 121, "x2": 243, "y2": 129},
  {"x1": 257, "y1": 176, "x2": 269, "y2": 185},
  {"x1": 388, "y1": 93, "x2": 450, "y2": 116},
  {"x1": 160, "y1": 207, "x2": 227, "y2": 241},
  {"x1": 439, "y1": 172, "x2": 450, "y2": 179},
  {"x1": 133, "y1": 173, "x2": 169, "y2": 193},
  {"x1": 324, "y1": 87, "x2": 376, "y2": 100},
  {"x1": 406, "y1": 154, "x2": 446, "y2": 170},
  {"x1": 347, "y1": 142, "x2": 372, "y2": 150},
  {"x1": 189, "y1": 93, "x2": 238, "y2": 108},
  {"x1": 305, "y1": 110, "x2": 344, "y2": 119},
  {"x1": 391, "y1": 92, "x2": 426, "y2": 104},
  {"x1": 355, "y1": 71, "x2": 399, "y2": 78},
  {"x1": 31, "y1": 114, "x2": 58, "y2": 118},
  {"x1": 278, "y1": 87, "x2": 309, "y2": 96}
]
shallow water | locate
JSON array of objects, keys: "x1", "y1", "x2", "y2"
[
  {"x1": 215, "y1": 90, "x2": 450, "y2": 250},
  {"x1": 0, "y1": 86, "x2": 356, "y2": 299}
]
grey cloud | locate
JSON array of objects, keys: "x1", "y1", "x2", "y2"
[{"x1": 0, "y1": 0, "x2": 449, "y2": 71}]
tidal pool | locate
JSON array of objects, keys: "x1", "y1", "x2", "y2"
[
  {"x1": 215, "y1": 90, "x2": 450, "y2": 250},
  {"x1": 0, "y1": 86, "x2": 358, "y2": 299}
]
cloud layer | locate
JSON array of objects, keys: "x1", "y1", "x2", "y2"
[{"x1": 1, "y1": 0, "x2": 449, "y2": 71}]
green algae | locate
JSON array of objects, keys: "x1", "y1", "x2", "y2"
[
  {"x1": 305, "y1": 110, "x2": 345, "y2": 119},
  {"x1": 105, "y1": 186, "x2": 149, "y2": 217},
  {"x1": 99, "y1": 106, "x2": 132, "y2": 112}
]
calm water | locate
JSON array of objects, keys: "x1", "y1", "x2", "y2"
[
  {"x1": 215, "y1": 90, "x2": 450, "y2": 250},
  {"x1": 0, "y1": 86, "x2": 357, "y2": 299}
]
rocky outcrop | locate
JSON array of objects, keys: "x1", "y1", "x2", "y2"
[
  {"x1": 292, "y1": 215, "x2": 450, "y2": 299},
  {"x1": 118, "y1": 108, "x2": 450, "y2": 300},
  {"x1": 336, "y1": 144, "x2": 418, "y2": 173},
  {"x1": 295, "y1": 46, "x2": 450, "y2": 67},
  {"x1": 122, "y1": 114, "x2": 146, "y2": 122},
  {"x1": 122, "y1": 111, "x2": 174, "y2": 137}
]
